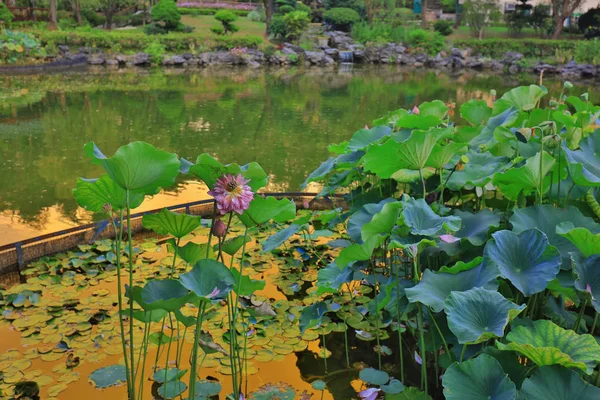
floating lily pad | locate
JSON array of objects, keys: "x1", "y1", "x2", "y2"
[{"x1": 89, "y1": 364, "x2": 127, "y2": 388}]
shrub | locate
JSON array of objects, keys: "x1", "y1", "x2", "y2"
[
  {"x1": 408, "y1": 29, "x2": 445, "y2": 55},
  {"x1": 452, "y1": 38, "x2": 575, "y2": 58},
  {"x1": 144, "y1": 23, "x2": 168, "y2": 35},
  {"x1": 575, "y1": 39, "x2": 600, "y2": 64},
  {"x1": 144, "y1": 41, "x2": 166, "y2": 63},
  {"x1": 434, "y1": 19, "x2": 453, "y2": 36},
  {"x1": 212, "y1": 10, "x2": 239, "y2": 35},
  {"x1": 151, "y1": 0, "x2": 181, "y2": 31},
  {"x1": 81, "y1": 8, "x2": 106, "y2": 27},
  {"x1": 463, "y1": 0, "x2": 502, "y2": 39},
  {"x1": 283, "y1": 11, "x2": 310, "y2": 41},
  {"x1": 178, "y1": 8, "x2": 250, "y2": 17},
  {"x1": 323, "y1": 0, "x2": 365, "y2": 15},
  {"x1": 268, "y1": 14, "x2": 287, "y2": 38},
  {"x1": 351, "y1": 21, "x2": 408, "y2": 44},
  {"x1": 261, "y1": 43, "x2": 276, "y2": 56},
  {"x1": 323, "y1": 7, "x2": 360, "y2": 32},
  {"x1": 578, "y1": 7, "x2": 600, "y2": 37},
  {"x1": 296, "y1": 3, "x2": 312, "y2": 16},
  {"x1": 278, "y1": 5, "x2": 295, "y2": 14},
  {"x1": 58, "y1": 18, "x2": 79, "y2": 30},
  {"x1": 0, "y1": 2, "x2": 14, "y2": 28},
  {"x1": 530, "y1": 4, "x2": 552, "y2": 36},
  {"x1": 247, "y1": 6, "x2": 266, "y2": 22}
]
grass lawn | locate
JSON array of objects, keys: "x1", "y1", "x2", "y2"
[
  {"x1": 181, "y1": 15, "x2": 267, "y2": 38},
  {"x1": 449, "y1": 25, "x2": 583, "y2": 40}
]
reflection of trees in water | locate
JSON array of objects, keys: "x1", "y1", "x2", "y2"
[{"x1": 0, "y1": 67, "x2": 597, "y2": 226}]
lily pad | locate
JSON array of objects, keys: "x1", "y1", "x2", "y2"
[
  {"x1": 158, "y1": 380, "x2": 187, "y2": 399},
  {"x1": 359, "y1": 367, "x2": 389, "y2": 385},
  {"x1": 89, "y1": 364, "x2": 127, "y2": 389}
]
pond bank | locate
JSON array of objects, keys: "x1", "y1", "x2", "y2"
[{"x1": 3, "y1": 30, "x2": 600, "y2": 80}]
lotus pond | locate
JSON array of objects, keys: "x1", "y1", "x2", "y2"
[{"x1": 3, "y1": 69, "x2": 600, "y2": 400}]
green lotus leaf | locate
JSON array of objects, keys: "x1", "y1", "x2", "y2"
[
  {"x1": 520, "y1": 365, "x2": 600, "y2": 400},
  {"x1": 493, "y1": 85, "x2": 548, "y2": 114},
  {"x1": 361, "y1": 201, "x2": 403, "y2": 242},
  {"x1": 153, "y1": 368, "x2": 186, "y2": 384},
  {"x1": 402, "y1": 198, "x2": 461, "y2": 236},
  {"x1": 397, "y1": 113, "x2": 442, "y2": 130},
  {"x1": 14, "y1": 381, "x2": 39, "y2": 398},
  {"x1": 336, "y1": 235, "x2": 382, "y2": 268},
  {"x1": 385, "y1": 387, "x2": 432, "y2": 400},
  {"x1": 347, "y1": 126, "x2": 392, "y2": 151},
  {"x1": 425, "y1": 142, "x2": 467, "y2": 170},
  {"x1": 220, "y1": 234, "x2": 252, "y2": 256},
  {"x1": 301, "y1": 152, "x2": 362, "y2": 189},
  {"x1": 497, "y1": 319, "x2": 600, "y2": 374},
  {"x1": 249, "y1": 382, "x2": 296, "y2": 400},
  {"x1": 179, "y1": 259, "x2": 235, "y2": 301},
  {"x1": 238, "y1": 197, "x2": 296, "y2": 227},
  {"x1": 316, "y1": 263, "x2": 354, "y2": 294},
  {"x1": 381, "y1": 378, "x2": 405, "y2": 395},
  {"x1": 510, "y1": 205, "x2": 600, "y2": 267},
  {"x1": 482, "y1": 347, "x2": 528, "y2": 389},
  {"x1": 562, "y1": 131, "x2": 600, "y2": 186},
  {"x1": 363, "y1": 129, "x2": 446, "y2": 177},
  {"x1": 493, "y1": 151, "x2": 556, "y2": 201},
  {"x1": 299, "y1": 301, "x2": 329, "y2": 333},
  {"x1": 470, "y1": 107, "x2": 519, "y2": 149},
  {"x1": 453, "y1": 210, "x2": 501, "y2": 246},
  {"x1": 405, "y1": 261, "x2": 499, "y2": 312},
  {"x1": 231, "y1": 267, "x2": 266, "y2": 296},
  {"x1": 348, "y1": 199, "x2": 395, "y2": 243},
  {"x1": 446, "y1": 151, "x2": 511, "y2": 190},
  {"x1": 83, "y1": 141, "x2": 180, "y2": 195},
  {"x1": 121, "y1": 308, "x2": 169, "y2": 323},
  {"x1": 460, "y1": 99, "x2": 492, "y2": 126},
  {"x1": 544, "y1": 295, "x2": 584, "y2": 331},
  {"x1": 557, "y1": 222, "x2": 600, "y2": 258},
  {"x1": 484, "y1": 229, "x2": 561, "y2": 296},
  {"x1": 158, "y1": 380, "x2": 187, "y2": 399},
  {"x1": 195, "y1": 380, "x2": 222, "y2": 397},
  {"x1": 359, "y1": 367, "x2": 389, "y2": 385},
  {"x1": 140, "y1": 279, "x2": 192, "y2": 312},
  {"x1": 442, "y1": 354, "x2": 517, "y2": 400},
  {"x1": 74, "y1": 175, "x2": 145, "y2": 212},
  {"x1": 571, "y1": 253, "x2": 600, "y2": 313},
  {"x1": 167, "y1": 240, "x2": 214, "y2": 265},
  {"x1": 189, "y1": 153, "x2": 268, "y2": 191},
  {"x1": 419, "y1": 100, "x2": 449, "y2": 119},
  {"x1": 142, "y1": 208, "x2": 201, "y2": 239},
  {"x1": 391, "y1": 168, "x2": 436, "y2": 183},
  {"x1": 89, "y1": 364, "x2": 127, "y2": 389},
  {"x1": 444, "y1": 287, "x2": 525, "y2": 344},
  {"x1": 261, "y1": 223, "x2": 301, "y2": 252},
  {"x1": 439, "y1": 257, "x2": 483, "y2": 274}
]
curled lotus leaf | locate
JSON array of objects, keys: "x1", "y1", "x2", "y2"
[
  {"x1": 444, "y1": 287, "x2": 526, "y2": 344},
  {"x1": 497, "y1": 319, "x2": 600, "y2": 374},
  {"x1": 520, "y1": 365, "x2": 600, "y2": 400},
  {"x1": 571, "y1": 253, "x2": 600, "y2": 313},
  {"x1": 442, "y1": 354, "x2": 517, "y2": 400},
  {"x1": 140, "y1": 279, "x2": 192, "y2": 312},
  {"x1": 402, "y1": 197, "x2": 461, "y2": 236},
  {"x1": 179, "y1": 259, "x2": 235, "y2": 301},
  {"x1": 73, "y1": 175, "x2": 144, "y2": 213}
]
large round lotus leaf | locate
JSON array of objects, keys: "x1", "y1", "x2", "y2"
[
  {"x1": 299, "y1": 301, "x2": 329, "y2": 333},
  {"x1": 446, "y1": 151, "x2": 511, "y2": 190},
  {"x1": 359, "y1": 367, "x2": 389, "y2": 385},
  {"x1": 89, "y1": 364, "x2": 127, "y2": 388},
  {"x1": 402, "y1": 198, "x2": 461, "y2": 236},
  {"x1": 167, "y1": 240, "x2": 214, "y2": 266},
  {"x1": 497, "y1": 319, "x2": 600, "y2": 374},
  {"x1": 444, "y1": 287, "x2": 525, "y2": 344},
  {"x1": 385, "y1": 387, "x2": 432, "y2": 400},
  {"x1": 179, "y1": 259, "x2": 235, "y2": 301},
  {"x1": 405, "y1": 261, "x2": 499, "y2": 312},
  {"x1": 140, "y1": 279, "x2": 191, "y2": 312},
  {"x1": 520, "y1": 365, "x2": 600, "y2": 400},
  {"x1": 153, "y1": 368, "x2": 186, "y2": 384},
  {"x1": 510, "y1": 205, "x2": 600, "y2": 267},
  {"x1": 361, "y1": 201, "x2": 404, "y2": 242},
  {"x1": 347, "y1": 199, "x2": 396, "y2": 243},
  {"x1": 442, "y1": 354, "x2": 516, "y2": 400},
  {"x1": 556, "y1": 222, "x2": 600, "y2": 258},
  {"x1": 142, "y1": 208, "x2": 201, "y2": 239},
  {"x1": 453, "y1": 209, "x2": 502, "y2": 246},
  {"x1": 84, "y1": 141, "x2": 180, "y2": 195},
  {"x1": 493, "y1": 84, "x2": 547, "y2": 114},
  {"x1": 238, "y1": 197, "x2": 296, "y2": 228},
  {"x1": 158, "y1": 380, "x2": 187, "y2": 399},
  {"x1": 74, "y1": 175, "x2": 145, "y2": 212},
  {"x1": 484, "y1": 229, "x2": 561, "y2": 296},
  {"x1": 493, "y1": 151, "x2": 556, "y2": 201},
  {"x1": 562, "y1": 130, "x2": 600, "y2": 187},
  {"x1": 195, "y1": 379, "x2": 222, "y2": 397},
  {"x1": 571, "y1": 253, "x2": 600, "y2": 313}
]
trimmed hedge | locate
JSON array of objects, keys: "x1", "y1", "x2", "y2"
[
  {"x1": 31, "y1": 30, "x2": 262, "y2": 52},
  {"x1": 452, "y1": 38, "x2": 577, "y2": 59},
  {"x1": 179, "y1": 8, "x2": 250, "y2": 17}
]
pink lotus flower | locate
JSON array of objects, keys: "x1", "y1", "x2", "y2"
[
  {"x1": 440, "y1": 234, "x2": 459, "y2": 243},
  {"x1": 206, "y1": 287, "x2": 220, "y2": 299},
  {"x1": 212, "y1": 219, "x2": 227, "y2": 238},
  {"x1": 208, "y1": 174, "x2": 254, "y2": 215},
  {"x1": 412, "y1": 106, "x2": 420, "y2": 115},
  {"x1": 358, "y1": 388, "x2": 380, "y2": 400}
]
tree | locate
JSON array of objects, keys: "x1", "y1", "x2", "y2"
[
  {"x1": 49, "y1": 0, "x2": 57, "y2": 28},
  {"x1": 462, "y1": 0, "x2": 501, "y2": 39},
  {"x1": 98, "y1": 0, "x2": 128, "y2": 29},
  {"x1": 263, "y1": 0, "x2": 275, "y2": 32},
  {"x1": 71, "y1": 0, "x2": 83, "y2": 25},
  {"x1": 551, "y1": 0, "x2": 584, "y2": 38},
  {"x1": 422, "y1": 0, "x2": 442, "y2": 27}
]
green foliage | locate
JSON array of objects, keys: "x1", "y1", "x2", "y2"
[
  {"x1": 179, "y1": 8, "x2": 250, "y2": 17},
  {"x1": 151, "y1": 0, "x2": 181, "y2": 31},
  {"x1": 212, "y1": 10, "x2": 239, "y2": 35},
  {"x1": 281, "y1": 11, "x2": 310, "y2": 41},
  {"x1": 278, "y1": 5, "x2": 295, "y2": 14},
  {"x1": 433, "y1": 19, "x2": 453, "y2": 36},
  {"x1": 0, "y1": 2, "x2": 14, "y2": 27},
  {"x1": 574, "y1": 39, "x2": 600, "y2": 64},
  {"x1": 452, "y1": 38, "x2": 576, "y2": 59},
  {"x1": 463, "y1": 0, "x2": 502, "y2": 39},
  {"x1": 408, "y1": 29, "x2": 445, "y2": 55},
  {"x1": 579, "y1": 7, "x2": 600, "y2": 38},
  {"x1": 0, "y1": 30, "x2": 45, "y2": 64},
  {"x1": 351, "y1": 22, "x2": 409, "y2": 44},
  {"x1": 323, "y1": 7, "x2": 360, "y2": 32},
  {"x1": 247, "y1": 6, "x2": 266, "y2": 22}
]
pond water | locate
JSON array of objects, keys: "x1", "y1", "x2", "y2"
[{"x1": 2, "y1": 66, "x2": 599, "y2": 245}]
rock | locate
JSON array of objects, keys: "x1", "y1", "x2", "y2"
[
  {"x1": 325, "y1": 31, "x2": 355, "y2": 49},
  {"x1": 503, "y1": 52, "x2": 523, "y2": 64},
  {"x1": 400, "y1": 56, "x2": 416, "y2": 65},
  {"x1": 324, "y1": 55, "x2": 335, "y2": 65},
  {"x1": 578, "y1": 63, "x2": 596, "y2": 77},
  {"x1": 487, "y1": 60, "x2": 504, "y2": 70},
  {"x1": 283, "y1": 43, "x2": 305, "y2": 54},
  {"x1": 182, "y1": 53, "x2": 193, "y2": 60},
  {"x1": 78, "y1": 47, "x2": 91, "y2": 54},
  {"x1": 533, "y1": 63, "x2": 557, "y2": 74},
  {"x1": 89, "y1": 54, "x2": 105, "y2": 65},
  {"x1": 133, "y1": 52, "x2": 150, "y2": 65},
  {"x1": 164, "y1": 55, "x2": 185, "y2": 65},
  {"x1": 106, "y1": 59, "x2": 118, "y2": 66},
  {"x1": 353, "y1": 50, "x2": 365, "y2": 61},
  {"x1": 58, "y1": 45, "x2": 70, "y2": 54},
  {"x1": 466, "y1": 59, "x2": 484, "y2": 69},
  {"x1": 115, "y1": 55, "x2": 130, "y2": 65},
  {"x1": 508, "y1": 64, "x2": 521, "y2": 74},
  {"x1": 324, "y1": 48, "x2": 339, "y2": 61},
  {"x1": 451, "y1": 48, "x2": 465, "y2": 59},
  {"x1": 304, "y1": 51, "x2": 326, "y2": 65}
]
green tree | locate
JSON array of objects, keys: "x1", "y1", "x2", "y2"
[
  {"x1": 211, "y1": 10, "x2": 239, "y2": 35},
  {"x1": 463, "y1": 0, "x2": 502, "y2": 39},
  {"x1": 151, "y1": 0, "x2": 181, "y2": 30}
]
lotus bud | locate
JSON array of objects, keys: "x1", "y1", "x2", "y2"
[
  {"x1": 212, "y1": 219, "x2": 227, "y2": 238},
  {"x1": 564, "y1": 81, "x2": 573, "y2": 89},
  {"x1": 542, "y1": 134, "x2": 560, "y2": 149},
  {"x1": 412, "y1": 106, "x2": 420, "y2": 115}
]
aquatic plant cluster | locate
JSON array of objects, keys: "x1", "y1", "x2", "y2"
[{"x1": 2, "y1": 82, "x2": 600, "y2": 399}]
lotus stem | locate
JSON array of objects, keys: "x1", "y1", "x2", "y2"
[
  {"x1": 205, "y1": 200, "x2": 217, "y2": 258},
  {"x1": 417, "y1": 304, "x2": 427, "y2": 394},
  {"x1": 137, "y1": 316, "x2": 151, "y2": 400},
  {"x1": 419, "y1": 169, "x2": 426, "y2": 199},
  {"x1": 592, "y1": 312, "x2": 598, "y2": 335},
  {"x1": 429, "y1": 310, "x2": 453, "y2": 362},
  {"x1": 574, "y1": 299, "x2": 587, "y2": 332},
  {"x1": 344, "y1": 328, "x2": 350, "y2": 368},
  {"x1": 164, "y1": 313, "x2": 174, "y2": 384},
  {"x1": 322, "y1": 332, "x2": 328, "y2": 373},
  {"x1": 188, "y1": 301, "x2": 207, "y2": 399},
  {"x1": 557, "y1": 143, "x2": 561, "y2": 202},
  {"x1": 170, "y1": 237, "x2": 180, "y2": 277},
  {"x1": 539, "y1": 140, "x2": 544, "y2": 204},
  {"x1": 460, "y1": 344, "x2": 467, "y2": 363},
  {"x1": 126, "y1": 191, "x2": 137, "y2": 400},
  {"x1": 111, "y1": 210, "x2": 132, "y2": 397}
]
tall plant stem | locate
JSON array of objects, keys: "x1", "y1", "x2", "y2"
[
  {"x1": 344, "y1": 328, "x2": 350, "y2": 368},
  {"x1": 574, "y1": 299, "x2": 587, "y2": 332},
  {"x1": 460, "y1": 344, "x2": 467, "y2": 363},
  {"x1": 126, "y1": 191, "x2": 137, "y2": 400},
  {"x1": 188, "y1": 302, "x2": 207, "y2": 399},
  {"x1": 163, "y1": 313, "x2": 174, "y2": 384},
  {"x1": 538, "y1": 140, "x2": 544, "y2": 204},
  {"x1": 206, "y1": 200, "x2": 217, "y2": 258},
  {"x1": 592, "y1": 312, "x2": 598, "y2": 335},
  {"x1": 176, "y1": 325, "x2": 188, "y2": 368},
  {"x1": 429, "y1": 310, "x2": 452, "y2": 362},
  {"x1": 137, "y1": 316, "x2": 151, "y2": 400},
  {"x1": 417, "y1": 304, "x2": 427, "y2": 394},
  {"x1": 170, "y1": 238, "x2": 180, "y2": 277},
  {"x1": 419, "y1": 169, "x2": 426, "y2": 199},
  {"x1": 556, "y1": 144, "x2": 562, "y2": 202},
  {"x1": 112, "y1": 210, "x2": 132, "y2": 397},
  {"x1": 322, "y1": 332, "x2": 328, "y2": 373}
]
